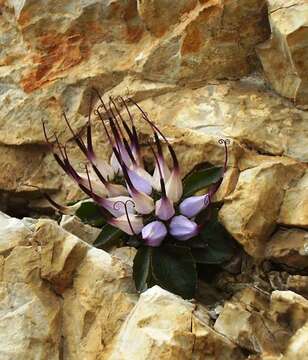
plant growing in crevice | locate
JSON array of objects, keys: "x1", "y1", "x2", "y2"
[{"x1": 41, "y1": 91, "x2": 236, "y2": 299}]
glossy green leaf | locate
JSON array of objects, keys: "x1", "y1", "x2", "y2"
[
  {"x1": 93, "y1": 224, "x2": 124, "y2": 249},
  {"x1": 133, "y1": 246, "x2": 153, "y2": 293},
  {"x1": 193, "y1": 210, "x2": 235, "y2": 264},
  {"x1": 183, "y1": 166, "x2": 223, "y2": 197},
  {"x1": 151, "y1": 245, "x2": 197, "y2": 299},
  {"x1": 75, "y1": 201, "x2": 106, "y2": 227}
]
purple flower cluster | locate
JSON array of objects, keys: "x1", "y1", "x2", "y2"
[{"x1": 44, "y1": 93, "x2": 228, "y2": 247}]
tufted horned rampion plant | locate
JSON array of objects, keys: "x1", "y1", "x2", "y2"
[{"x1": 42, "y1": 91, "x2": 234, "y2": 299}]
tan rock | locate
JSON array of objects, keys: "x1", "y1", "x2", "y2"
[
  {"x1": 192, "y1": 306, "x2": 246, "y2": 360},
  {"x1": 265, "y1": 228, "x2": 308, "y2": 269},
  {"x1": 0, "y1": 211, "x2": 32, "y2": 253},
  {"x1": 0, "y1": 282, "x2": 61, "y2": 360},
  {"x1": 269, "y1": 290, "x2": 308, "y2": 332},
  {"x1": 282, "y1": 322, "x2": 308, "y2": 360},
  {"x1": 62, "y1": 247, "x2": 137, "y2": 360},
  {"x1": 215, "y1": 288, "x2": 308, "y2": 358},
  {"x1": 137, "y1": 0, "x2": 197, "y2": 37},
  {"x1": 0, "y1": 213, "x2": 61, "y2": 360},
  {"x1": 257, "y1": 0, "x2": 308, "y2": 106},
  {"x1": 105, "y1": 286, "x2": 195, "y2": 360},
  {"x1": 278, "y1": 170, "x2": 308, "y2": 229},
  {"x1": 32, "y1": 219, "x2": 89, "y2": 293},
  {"x1": 219, "y1": 161, "x2": 304, "y2": 257},
  {"x1": 134, "y1": 79, "x2": 308, "y2": 162},
  {"x1": 286, "y1": 275, "x2": 308, "y2": 298},
  {"x1": 110, "y1": 246, "x2": 137, "y2": 268},
  {"x1": 214, "y1": 288, "x2": 289, "y2": 355},
  {"x1": 138, "y1": 0, "x2": 269, "y2": 83},
  {"x1": 60, "y1": 215, "x2": 101, "y2": 245}
]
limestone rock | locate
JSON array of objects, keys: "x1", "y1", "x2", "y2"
[
  {"x1": 214, "y1": 288, "x2": 290, "y2": 355},
  {"x1": 110, "y1": 246, "x2": 137, "y2": 267},
  {"x1": 214, "y1": 288, "x2": 308, "y2": 357},
  {"x1": 137, "y1": 0, "x2": 197, "y2": 37},
  {"x1": 219, "y1": 161, "x2": 304, "y2": 257},
  {"x1": 0, "y1": 0, "x2": 268, "y2": 147},
  {"x1": 105, "y1": 286, "x2": 195, "y2": 360},
  {"x1": 138, "y1": 0, "x2": 269, "y2": 83},
  {"x1": 0, "y1": 213, "x2": 61, "y2": 360},
  {"x1": 0, "y1": 282, "x2": 61, "y2": 360},
  {"x1": 60, "y1": 214, "x2": 101, "y2": 245},
  {"x1": 257, "y1": 0, "x2": 308, "y2": 106},
  {"x1": 62, "y1": 247, "x2": 137, "y2": 360},
  {"x1": 265, "y1": 228, "x2": 308, "y2": 269},
  {"x1": 134, "y1": 79, "x2": 308, "y2": 162},
  {"x1": 286, "y1": 275, "x2": 308, "y2": 298},
  {"x1": 269, "y1": 290, "x2": 308, "y2": 332},
  {"x1": 192, "y1": 306, "x2": 246, "y2": 360},
  {"x1": 32, "y1": 219, "x2": 89, "y2": 293},
  {"x1": 283, "y1": 322, "x2": 308, "y2": 360},
  {"x1": 0, "y1": 211, "x2": 32, "y2": 253},
  {"x1": 278, "y1": 170, "x2": 308, "y2": 229}
]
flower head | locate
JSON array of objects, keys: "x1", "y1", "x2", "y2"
[{"x1": 43, "y1": 92, "x2": 229, "y2": 247}]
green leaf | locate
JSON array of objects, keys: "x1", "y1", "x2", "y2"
[
  {"x1": 183, "y1": 166, "x2": 223, "y2": 197},
  {"x1": 93, "y1": 224, "x2": 124, "y2": 249},
  {"x1": 193, "y1": 210, "x2": 235, "y2": 264},
  {"x1": 133, "y1": 246, "x2": 153, "y2": 293},
  {"x1": 75, "y1": 201, "x2": 105, "y2": 227},
  {"x1": 151, "y1": 245, "x2": 197, "y2": 299}
]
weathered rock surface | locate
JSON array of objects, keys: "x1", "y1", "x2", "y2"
[
  {"x1": 257, "y1": 0, "x2": 308, "y2": 106},
  {"x1": 1, "y1": 211, "x2": 308, "y2": 359},
  {"x1": 265, "y1": 228, "x2": 308, "y2": 269},
  {"x1": 215, "y1": 288, "x2": 308, "y2": 357},
  {"x1": 219, "y1": 160, "x2": 304, "y2": 257},
  {"x1": 62, "y1": 247, "x2": 137, "y2": 360},
  {"x1": 0, "y1": 0, "x2": 307, "y2": 358},
  {"x1": 60, "y1": 214, "x2": 101, "y2": 244},
  {"x1": 278, "y1": 169, "x2": 308, "y2": 229},
  {"x1": 0, "y1": 212, "x2": 61, "y2": 360}
]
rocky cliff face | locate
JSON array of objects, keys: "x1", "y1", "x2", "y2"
[{"x1": 0, "y1": 0, "x2": 307, "y2": 359}]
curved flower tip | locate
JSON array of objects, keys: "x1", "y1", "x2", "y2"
[
  {"x1": 102, "y1": 196, "x2": 136, "y2": 217},
  {"x1": 155, "y1": 197, "x2": 175, "y2": 221},
  {"x1": 142, "y1": 221, "x2": 167, "y2": 247},
  {"x1": 165, "y1": 168, "x2": 183, "y2": 203},
  {"x1": 179, "y1": 194, "x2": 210, "y2": 218},
  {"x1": 169, "y1": 215, "x2": 199, "y2": 241},
  {"x1": 109, "y1": 214, "x2": 143, "y2": 235}
]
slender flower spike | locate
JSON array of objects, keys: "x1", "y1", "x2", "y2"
[
  {"x1": 142, "y1": 221, "x2": 167, "y2": 247},
  {"x1": 169, "y1": 215, "x2": 199, "y2": 241},
  {"x1": 43, "y1": 91, "x2": 229, "y2": 252}
]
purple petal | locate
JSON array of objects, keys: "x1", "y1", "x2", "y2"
[
  {"x1": 142, "y1": 221, "x2": 167, "y2": 247},
  {"x1": 169, "y1": 215, "x2": 199, "y2": 241},
  {"x1": 179, "y1": 194, "x2": 210, "y2": 218},
  {"x1": 155, "y1": 197, "x2": 175, "y2": 221},
  {"x1": 127, "y1": 168, "x2": 152, "y2": 195}
]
